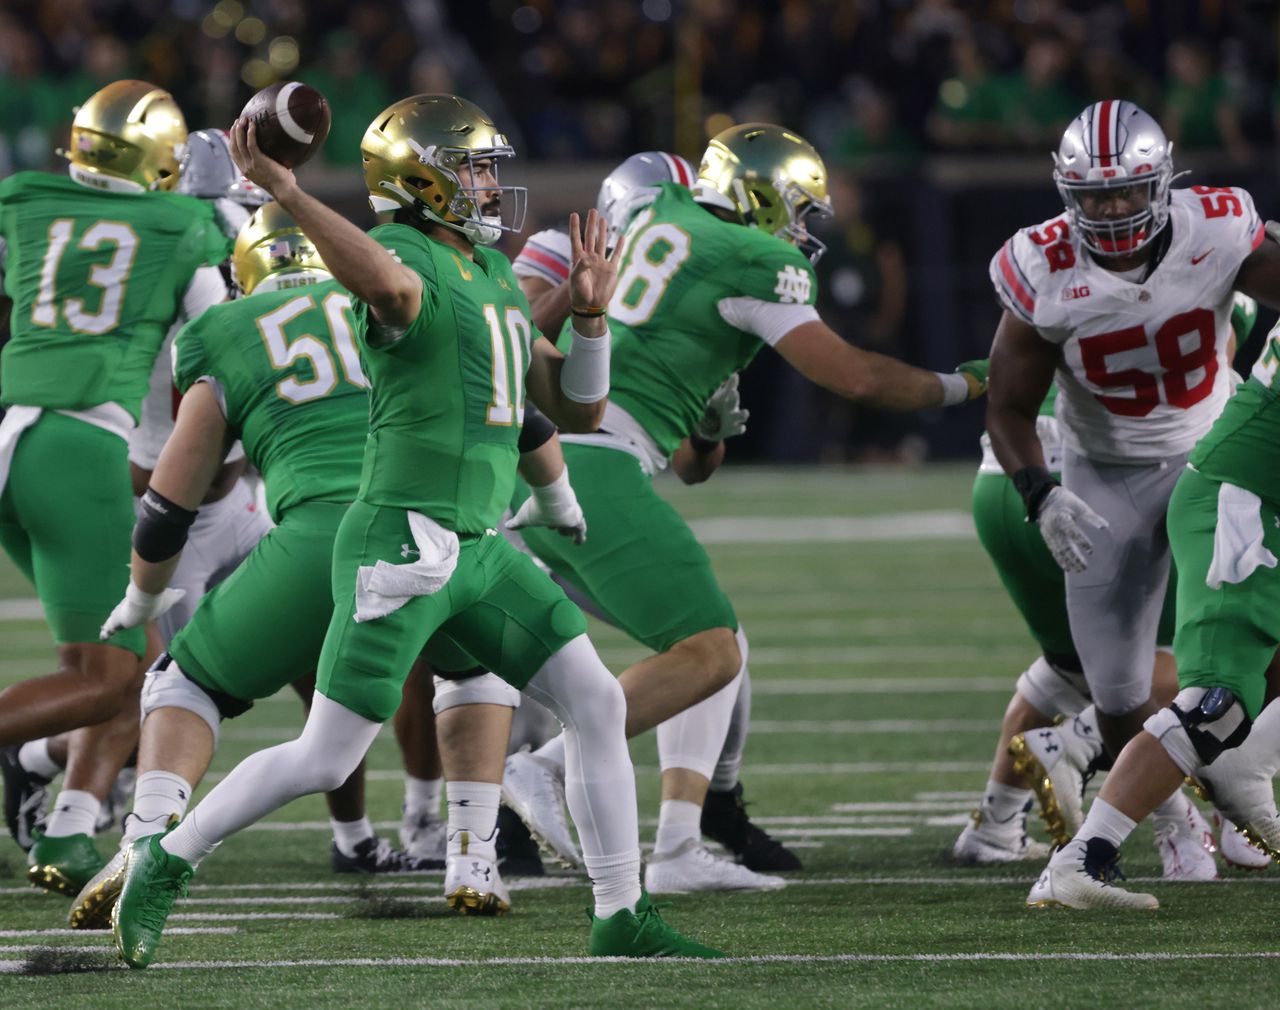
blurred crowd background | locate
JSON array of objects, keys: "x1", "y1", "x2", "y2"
[{"x1": 2, "y1": 0, "x2": 1279, "y2": 461}]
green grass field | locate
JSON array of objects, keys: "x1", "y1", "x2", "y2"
[{"x1": 1, "y1": 465, "x2": 1276, "y2": 1009}]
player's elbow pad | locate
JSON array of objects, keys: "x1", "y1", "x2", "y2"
[
  {"x1": 518, "y1": 404, "x2": 558, "y2": 454},
  {"x1": 133, "y1": 487, "x2": 198, "y2": 563},
  {"x1": 559, "y1": 322, "x2": 611, "y2": 404}
]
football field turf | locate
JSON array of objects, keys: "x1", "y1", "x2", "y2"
[{"x1": 0, "y1": 464, "x2": 1276, "y2": 1009}]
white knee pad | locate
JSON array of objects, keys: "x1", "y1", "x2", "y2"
[
  {"x1": 431, "y1": 672, "x2": 521, "y2": 714},
  {"x1": 1144, "y1": 686, "x2": 1252, "y2": 776},
  {"x1": 140, "y1": 658, "x2": 222, "y2": 748},
  {"x1": 1015, "y1": 655, "x2": 1091, "y2": 718}
]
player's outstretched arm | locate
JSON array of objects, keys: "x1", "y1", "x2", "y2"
[
  {"x1": 1234, "y1": 228, "x2": 1280, "y2": 310},
  {"x1": 986, "y1": 308, "x2": 1057, "y2": 479},
  {"x1": 100, "y1": 383, "x2": 229, "y2": 639},
  {"x1": 228, "y1": 119, "x2": 421, "y2": 329},
  {"x1": 526, "y1": 210, "x2": 622, "y2": 432},
  {"x1": 774, "y1": 320, "x2": 982, "y2": 410}
]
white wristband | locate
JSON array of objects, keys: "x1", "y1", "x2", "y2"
[
  {"x1": 559, "y1": 323, "x2": 611, "y2": 404},
  {"x1": 530, "y1": 467, "x2": 574, "y2": 510},
  {"x1": 937, "y1": 371, "x2": 970, "y2": 407}
]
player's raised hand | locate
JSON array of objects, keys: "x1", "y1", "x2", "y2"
[
  {"x1": 568, "y1": 208, "x2": 623, "y2": 323},
  {"x1": 228, "y1": 119, "x2": 295, "y2": 199}
]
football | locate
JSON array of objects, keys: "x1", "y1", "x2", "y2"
[{"x1": 238, "y1": 81, "x2": 331, "y2": 168}]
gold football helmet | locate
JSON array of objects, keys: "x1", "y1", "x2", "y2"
[
  {"x1": 64, "y1": 80, "x2": 188, "y2": 192},
  {"x1": 232, "y1": 202, "x2": 329, "y2": 296},
  {"x1": 360, "y1": 94, "x2": 527, "y2": 245},
  {"x1": 694, "y1": 123, "x2": 833, "y2": 261}
]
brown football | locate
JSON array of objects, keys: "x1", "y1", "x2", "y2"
[{"x1": 238, "y1": 82, "x2": 331, "y2": 168}]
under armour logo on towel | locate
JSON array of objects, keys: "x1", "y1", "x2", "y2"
[{"x1": 400, "y1": 543, "x2": 420, "y2": 558}]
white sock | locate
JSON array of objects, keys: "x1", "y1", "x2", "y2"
[
  {"x1": 331, "y1": 816, "x2": 375, "y2": 857},
  {"x1": 18, "y1": 739, "x2": 62, "y2": 780},
  {"x1": 447, "y1": 781, "x2": 500, "y2": 840},
  {"x1": 657, "y1": 671, "x2": 741, "y2": 781},
  {"x1": 161, "y1": 694, "x2": 383, "y2": 869},
  {"x1": 533, "y1": 734, "x2": 566, "y2": 775},
  {"x1": 979, "y1": 778, "x2": 1032, "y2": 826},
  {"x1": 44, "y1": 789, "x2": 100, "y2": 838},
  {"x1": 524, "y1": 636, "x2": 642, "y2": 917},
  {"x1": 1078, "y1": 797, "x2": 1138, "y2": 849},
  {"x1": 711, "y1": 633, "x2": 751, "y2": 792},
  {"x1": 125, "y1": 771, "x2": 193, "y2": 842},
  {"x1": 586, "y1": 849, "x2": 643, "y2": 919},
  {"x1": 1151, "y1": 789, "x2": 1189, "y2": 829},
  {"x1": 404, "y1": 775, "x2": 443, "y2": 820},
  {"x1": 654, "y1": 799, "x2": 702, "y2": 855}
]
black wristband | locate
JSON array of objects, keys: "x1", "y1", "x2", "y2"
[
  {"x1": 518, "y1": 403, "x2": 558, "y2": 454},
  {"x1": 689, "y1": 433, "x2": 720, "y2": 455},
  {"x1": 1011, "y1": 466, "x2": 1059, "y2": 522}
]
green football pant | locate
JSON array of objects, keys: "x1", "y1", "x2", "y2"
[
  {"x1": 1169, "y1": 467, "x2": 1280, "y2": 720},
  {"x1": 0, "y1": 412, "x2": 144, "y2": 655},
  {"x1": 317, "y1": 500, "x2": 587, "y2": 723},
  {"x1": 511, "y1": 444, "x2": 737, "y2": 654}
]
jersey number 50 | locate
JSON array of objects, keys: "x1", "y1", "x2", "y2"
[
  {"x1": 1078, "y1": 308, "x2": 1218, "y2": 416},
  {"x1": 256, "y1": 292, "x2": 368, "y2": 404}
]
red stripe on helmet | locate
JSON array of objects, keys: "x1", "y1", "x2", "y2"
[
  {"x1": 665, "y1": 152, "x2": 691, "y2": 187},
  {"x1": 1097, "y1": 100, "x2": 1114, "y2": 167}
]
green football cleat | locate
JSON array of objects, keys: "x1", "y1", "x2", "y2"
[
  {"x1": 68, "y1": 845, "x2": 128, "y2": 929},
  {"x1": 26, "y1": 830, "x2": 105, "y2": 897},
  {"x1": 112, "y1": 834, "x2": 194, "y2": 969},
  {"x1": 588, "y1": 892, "x2": 726, "y2": 958}
]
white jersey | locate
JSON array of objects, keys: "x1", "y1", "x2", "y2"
[
  {"x1": 978, "y1": 415, "x2": 1063, "y2": 475},
  {"x1": 990, "y1": 186, "x2": 1262, "y2": 463}
]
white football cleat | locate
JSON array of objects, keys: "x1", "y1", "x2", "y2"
[
  {"x1": 399, "y1": 809, "x2": 446, "y2": 867},
  {"x1": 501, "y1": 750, "x2": 581, "y2": 868},
  {"x1": 952, "y1": 811, "x2": 1052, "y2": 865},
  {"x1": 644, "y1": 838, "x2": 786, "y2": 894},
  {"x1": 1191, "y1": 745, "x2": 1280, "y2": 863},
  {"x1": 444, "y1": 832, "x2": 510, "y2": 916},
  {"x1": 1026, "y1": 838, "x2": 1158, "y2": 910},
  {"x1": 1154, "y1": 794, "x2": 1218, "y2": 881},
  {"x1": 1009, "y1": 726, "x2": 1086, "y2": 847},
  {"x1": 1214, "y1": 811, "x2": 1272, "y2": 870}
]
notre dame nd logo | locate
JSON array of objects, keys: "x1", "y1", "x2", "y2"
[{"x1": 774, "y1": 265, "x2": 811, "y2": 304}]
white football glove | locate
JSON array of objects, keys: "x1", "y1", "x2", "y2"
[
  {"x1": 1036, "y1": 486, "x2": 1110, "y2": 573},
  {"x1": 100, "y1": 582, "x2": 186, "y2": 641},
  {"x1": 695, "y1": 373, "x2": 749, "y2": 442},
  {"x1": 505, "y1": 469, "x2": 587, "y2": 545}
]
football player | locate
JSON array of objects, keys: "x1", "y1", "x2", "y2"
[
  {"x1": 502, "y1": 151, "x2": 794, "y2": 874},
  {"x1": 499, "y1": 122, "x2": 988, "y2": 894},
  {"x1": 112, "y1": 94, "x2": 721, "y2": 967},
  {"x1": 982, "y1": 99, "x2": 1280, "y2": 899},
  {"x1": 1028, "y1": 310, "x2": 1280, "y2": 909},
  {"x1": 0, "y1": 81, "x2": 229, "y2": 896}
]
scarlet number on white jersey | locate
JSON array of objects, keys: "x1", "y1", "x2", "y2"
[{"x1": 1078, "y1": 308, "x2": 1217, "y2": 417}]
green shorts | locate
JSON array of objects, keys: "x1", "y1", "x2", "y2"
[
  {"x1": 511, "y1": 444, "x2": 737, "y2": 654},
  {"x1": 0, "y1": 411, "x2": 145, "y2": 655},
  {"x1": 317, "y1": 500, "x2": 586, "y2": 723},
  {"x1": 972, "y1": 472, "x2": 1176, "y2": 665},
  {"x1": 1169, "y1": 466, "x2": 1280, "y2": 719},
  {"x1": 169, "y1": 501, "x2": 350, "y2": 703}
]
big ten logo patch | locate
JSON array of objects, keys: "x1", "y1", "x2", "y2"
[{"x1": 774, "y1": 265, "x2": 812, "y2": 303}]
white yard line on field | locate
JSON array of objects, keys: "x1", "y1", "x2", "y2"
[
  {"x1": 688, "y1": 512, "x2": 973, "y2": 544},
  {"x1": 0, "y1": 927, "x2": 237, "y2": 937}
]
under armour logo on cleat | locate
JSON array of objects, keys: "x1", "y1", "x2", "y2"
[
  {"x1": 470, "y1": 861, "x2": 491, "y2": 881},
  {"x1": 400, "y1": 544, "x2": 420, "y2": 558}
]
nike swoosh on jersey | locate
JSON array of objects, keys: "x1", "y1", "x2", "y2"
[{"x1": 1191, "y1": 248, "x2": 1215, "y2": 265}]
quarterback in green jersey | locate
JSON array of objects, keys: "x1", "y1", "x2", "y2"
[
  {"x1": 502, "y1": 124, "x2": 988, "y2": 895},
  {"x1": 113, "y1": 94, "x2": 720, "y2": 968},
  {"x1": 0, "y1": 80, "x2": 229, "y2": 896}
]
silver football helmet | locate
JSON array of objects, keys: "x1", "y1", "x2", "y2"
[
  {"x1": 179, "y1": 128, "x2": 270, "y2": 239},
  {"x1": 596, "y1": 151, "x2": 695, "y2": 247},
  {"x1": 1053, "y1": 100, "x2": 1176, "y2": 257}
]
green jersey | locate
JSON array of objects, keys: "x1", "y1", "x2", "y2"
[
  {"x1": 1190, "y1": 323, "x2": 1280, "y2": 504},
  {"x1": 0, "y1": 173, "x2": 228, "y2": 418},
  {"x1": 172, "y1": 279, "x2": 368, "y2": 522},
  {"x1": 353, "y1": 225, "x2": 538, "y2": 534},
  {"x1": 601, "y1": 183, "x2": 819, "y2": 455}
]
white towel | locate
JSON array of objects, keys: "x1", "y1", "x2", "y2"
[
  {"x1": 354, "y1": 510, "x2": 459, "y2": 623},
  {"x1": 0, "y1": 406, "x2": 43, "y2": 497},
  {"x1": 1206, "y1": 482, "x2": 1278, "y2": 589}
]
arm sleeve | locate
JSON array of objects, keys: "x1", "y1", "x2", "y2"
[{"x1": 512, "y1": 229, "x2": 571, "y2": 285}]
